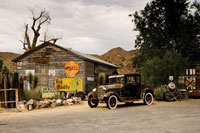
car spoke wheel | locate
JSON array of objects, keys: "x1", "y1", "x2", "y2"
[
  {"x1": 106, "y1": 95, "x2": 118, "y2": 109},
  {"x1": 144, "y1": 92, "x2": 153, "y2": 105},
  {"x1": 88, "y1": 96, "x2": 99, "y2": 108}
]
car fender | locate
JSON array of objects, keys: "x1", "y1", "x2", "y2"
[
  {"x1": 88, "y1": 91, "x2": 98, "y2": 100},
  {"x1": 140, "y1": 88, "x2": 154, "y2": 99}
]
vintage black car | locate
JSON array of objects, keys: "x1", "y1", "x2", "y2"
[{"x1": 88, "y1": 73, "x2": 154, "y2": 109}]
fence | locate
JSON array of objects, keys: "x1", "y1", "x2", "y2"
[{"x1": 0, "y1": 89, "x2": 18, "y2": 108}]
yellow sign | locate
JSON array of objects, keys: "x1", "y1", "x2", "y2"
[
  {"x1": 185, "y1": 78, "x2": 195, "y2": 88},
  {"x1": 64, "y1": 61, "x2": 79, "y2": 78},
  {"x1": 54, "y1": 78, "x2": 83, "y2": 92},
  {"x1": 41, "y1": 88, "x2": 56, "y2": 99}
]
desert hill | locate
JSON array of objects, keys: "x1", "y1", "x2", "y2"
[
  {"x1": 92, "y1": 47, "x2": 139, "y2": 74},
  {"x1": 0, "y1": 52, "x2": 20, "y2": 72}
]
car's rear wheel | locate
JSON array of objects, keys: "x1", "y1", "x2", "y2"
[
  {"x1": 144, "y1": 92, "x2": 153, "y2": 105},
  {"x1": 106, "y1": 95, "x2": 118, "y2": 109},
  {"x1": 88, "y1": 96, "x2": 99, "y2": 108}
]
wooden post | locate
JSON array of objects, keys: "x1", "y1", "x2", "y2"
[
  {"x1": 4, "y1": 78, "x2": 8, "y2": 108},
  {"x1": 15, "y1": 89, "x2": 18, "y2": 108},
  {"x1": 4, "y1": 89, "x2": 7, "y2": 108}
]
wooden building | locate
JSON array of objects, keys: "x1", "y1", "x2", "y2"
[{"x1": 13, "y1": 42, "x2": 118, "y2": 93}]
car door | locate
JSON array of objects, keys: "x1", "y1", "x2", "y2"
[{"x1": 125, "y1": 75, "x2": 140, "y2": 97}]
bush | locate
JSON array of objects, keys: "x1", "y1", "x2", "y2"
[
  {"x1": 54, "y1": 90, "x2": 65, "y2": 99},
  {"x1": 24, "y1": 89, "x2": 42, "y2": 101},
  {"x1": 139, "y1": 52, "x2": 187, "y2": 88},
  {"x1": 154, "y1": 86, "x2": 167, "y2": 100}
]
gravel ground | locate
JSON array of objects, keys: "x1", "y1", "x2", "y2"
[{"x1": 0, "y1": 99, "x2": 200, "y2": 133}]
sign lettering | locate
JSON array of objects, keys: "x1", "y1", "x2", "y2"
[{"x1": 64, "y1": 61, "x2": 79, "y2": 78}]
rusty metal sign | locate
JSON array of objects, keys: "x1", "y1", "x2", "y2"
[
  {"x1": 64, "y1": 61, "x2": 79, "y2": 78},
  {"x1": 185, "y1": 78, "x2": 195, "y2": 88}
]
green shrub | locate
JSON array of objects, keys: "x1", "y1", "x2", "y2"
[
  {"x1": 54, "y1": 90, "x2": 65, "y2": 99},
  {"x1": 154, "y1": 86, "x2": 167, "y2": 100},
  {"x1": 24, "y1": 89, "x2": 42, "y2": 101}
]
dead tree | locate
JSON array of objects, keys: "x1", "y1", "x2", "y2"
[{"x1": 20, "y1": 9, "x2": 51, "y2": 52}]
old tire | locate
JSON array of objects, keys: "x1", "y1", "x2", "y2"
[
  {"x1": 144, "y1": 92, "x2": 153, "y2": 105},
  {"x1": 164, "y1": 92, "x2": 175, "y2": 102},
  {"x1": 77, "y1": 92, "x2": 86, "y2": 101},
  {"x1": 106, "y1": 95, "x2": 118, "y2": 109},
  {"x1": 88, "y1": 96, "x2": 99, "y2": 108}
]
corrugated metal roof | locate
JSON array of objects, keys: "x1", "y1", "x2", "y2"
[{"x1": 69, "y1": 49, "x2": 119, "y2": 68}]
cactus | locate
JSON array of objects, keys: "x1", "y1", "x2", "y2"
[
  {"x1": 98, "y1": 72, "x2": 106, "y2": 85},
  {"x1": 33, "y1": 75, "x2": 39, "y2": 89},
  {"x1": 28, "y1": 72, "x2": 33, "y2": 89},
  {"x1": 2, "y1": 64, "x2": 9, "y2": 76}
]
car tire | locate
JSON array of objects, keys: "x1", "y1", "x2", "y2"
[
  {"x1": 106, "y1": 95, "x2": 118, "y2": 109},
  {"x1": 163, "y1": 92, "x2": 175, "y2": 102},
  {"x1": 144, "y1": 92, "x2": 153, "y2": 105},
  {"x1": 76, "y1": 92, "x2": 86, "y2": 101},
  {"x1": 88, "y1": 96, "x2": 99, "y2": 108}
]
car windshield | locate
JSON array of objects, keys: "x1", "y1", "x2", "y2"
[{"x1": 109, "y1": 77, "x2": 124, "y2": 84}]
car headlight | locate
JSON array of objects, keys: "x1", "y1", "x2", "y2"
[
  {"x1": 92, "y1": 88, "x2": 97, "y2": 92},
  {"x1": 103, "y1": 87, "x2": 107, "y2": 91}
]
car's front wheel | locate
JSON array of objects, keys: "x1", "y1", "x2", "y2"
[
  {"x1": 106, "y1": 95, "x2": 118, "y2": 109},
  {"x1": 143, "y1": 92, "x2": 153, "y2": 105},
  {"x1": 88, "y1": 96, "x2": 99, "y2": 108}
]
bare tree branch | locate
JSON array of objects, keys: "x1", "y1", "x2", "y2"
[
  {"x1": 31, "y1": 10, "x2": 51, "y2": 48},
  {"x1": 20, "y1": 9, "x2": 55, "y2": 52},
  {"x1": 25, "y1": 24, "x2": 31, "y2": 49}
]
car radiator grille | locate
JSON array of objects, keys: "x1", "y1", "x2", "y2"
[{"x1": 97, "y1": 87, "x2": 105, "y2": 100}]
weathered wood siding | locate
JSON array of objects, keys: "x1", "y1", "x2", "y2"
[{"x1": 16, "y1": 45, "x2": 85, "y2": 90}]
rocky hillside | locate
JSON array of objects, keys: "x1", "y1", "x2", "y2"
[
  {"x1": 92, "y1": 47, "x2": 139, "y2": 74},
  {"x1": 0, "y1": 52, "x2": 20, "y2": 72}
]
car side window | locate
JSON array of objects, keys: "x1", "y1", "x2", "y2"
[{"x1": 126, "y1": 76, "x2": 136, "y2": 84}]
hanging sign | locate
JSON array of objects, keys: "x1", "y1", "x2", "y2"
[
  {"x1": 64, "y1": 61, "x2": 79, "y2": 78},
  {"x1": 17, "y1": 61, "x2": 22, "y2": 69}
]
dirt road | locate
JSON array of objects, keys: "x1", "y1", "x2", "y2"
[{"x1": 0, "y1": 99, "x2": 200, "y2": 133}]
